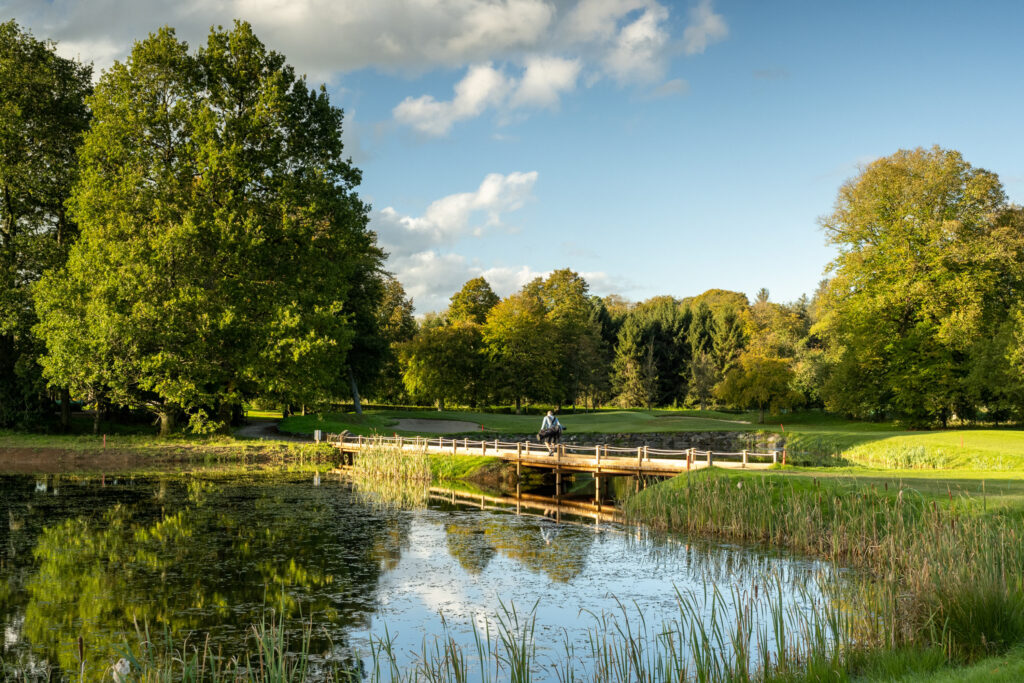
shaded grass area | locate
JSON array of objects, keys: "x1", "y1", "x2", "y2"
[{"x1": 624, "y1": 467, "x2": 1024, "y2": 677}]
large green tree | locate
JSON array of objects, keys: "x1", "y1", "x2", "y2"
[
  {"x1": 34, "y1": 23, "x2": 381, "y2": 434},
  {"x1": 482, "y1": 290, "x2": 557, "y2": 413},
  {"x1": 400, "y1": 320, "x2": 488, "y2": 410},
  {"x1": 0, "y1": 21, "x2": 90, "y2": 428},
  {"x1": 816, "y1": 147, "x2": 1024, "y2": 425},
  {"x1": 447, "y1": 276, "x2": 499, "y2": 324}
]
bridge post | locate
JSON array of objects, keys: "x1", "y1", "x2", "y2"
[
  {"x1": 398, "y1": 436, "x2": 403, "y2": 450},
  {"x1": 526, "y1": 441, "x2": 531, "y2": 456},
  {"x1": 482, "y1": 441, "x2": 487, "y2": 455},
  {"x1": 644, "y1": 445, "x2": 649, "y2": 462},
  {"x1": 595, "y1": 474, "x2": 602, "y2": 506},
  {"x1": 595, "y1": 445, "x2": 601, "y2": 465},
  {"x1": 707, "y1": 450, "x2": 712, "y2": 467},
  {"x1": 517, "y1": 442, "x2": 522, "y2": 458},
  {"x1": 464, "y1": 438, "x2": 468, "y2": 451},
  {"x1": 636, "y1": 447, "x2": 642, "y2": 468},
  {"x1": 495, "y1": 439, "x2": 499, "y2": 453},
  {"x1": 742, "y1": 449, "x2": 748, "y2": 468},
  {"x1": 452, "y1": 439, "x2": 457, "y2": 454},
  {"x1": 358, "y1": 434, "x2": 363, "y2": 448}
]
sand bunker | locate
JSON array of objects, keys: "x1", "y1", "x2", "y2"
[{"x1": 392, "y1": 418, "x2": 480, "y2": 433}]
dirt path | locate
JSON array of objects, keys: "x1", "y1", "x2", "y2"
[{"x1": 392, "y1": 418, "x2": 480, "y2": 433}]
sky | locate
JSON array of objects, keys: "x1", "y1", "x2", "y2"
[{"x1": 6, "y1": 0, "x2": 1024, "y2": 313}]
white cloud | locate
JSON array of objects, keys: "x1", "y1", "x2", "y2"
[
  {"x1": 395, "y1": 56, "x2": 582, "y2": 136},
  {"x1": 511, "y1": 56, "x2": 582, "y2": 109},
  {"x1": 374, "y1": 171, "x2": 538, "y2": 259},
  {"x1": 603, "y1": 4, "x2": 670, "y2": 83},
  {"x1": 393, "y1": 63, "x2": 511, "y2": 136},
  {"x1": 682, "y1": 0, "x2": 729, "y2": 56},
  {"x1": 9, "y1": 0, "x2": 559, "y2": 79},
  {"x1": 369, "y1": 171, "x2": 634, "y2": 313}
]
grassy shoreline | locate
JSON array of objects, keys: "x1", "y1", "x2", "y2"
[{"x1": 623, "y1": 467, "x2": 1024, "y2": 679}]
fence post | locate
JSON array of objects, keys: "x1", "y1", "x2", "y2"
[
  {"x1": 595, "y1": 444, "x2": 601, "y2": 464},
  {"x1": 358, "y1": 434, "x2": 363, "y2": 448},
  {"x1": 517, "y1": 442, "x2": 522, "y2": 459},
  {"x1": 495, "y1": 439, "x2": 499, "y2": 453},
  {"x1": 637, "y1": 447, "x2": 642, "y2": 467},
  {"x1": 742, "y1": 449, "x2": 748, "y2": 468},
  {"x1": 482, "y1": 441, "x2": 487, "y2": 455},
  {"x1": 452, "y1": 439, "x2": 457, "y2": 455},
  {"x1": 643, "y1": 445, "x2": 649, "y2": 462},
  {"x1": 707, "y1": 450, "x2": 712, "y2": 467}
]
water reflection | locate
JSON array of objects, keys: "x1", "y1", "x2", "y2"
[{"x1": 0, "y1": 471, "x2": 841, "y2": 681}]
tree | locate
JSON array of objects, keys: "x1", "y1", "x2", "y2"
[
  {"x1": 524, "y1": 269, "x2": 606, "y2": 408},
  {"x1": 447, "y1": 276, "x2": 499, "y2": 324},
  {"x1": 0, "y1": 21, "x2": 91, "y2": 428},
  {"x1": 712, "y1": 306, "x2": 746, "y2": 374},
  {"x1": 715, "y1": 353, "x2": 799, "y2": 423},
  {"x1": 613, "y1": 297, "x2": 690, "y2": 406},
  {"x1": 816, "y1": 147, "x2": 1024, "y2": 426},
  {"x1": 482, "y1": 291, "x2": 557, "y2": 413},
  {"x1": 369, "y1": 276, "x2": 416, "y2": 404},
  {"x1": 34, "y1": 23, "x2": 381, "y2": 434},
  {"x1": 687, "y1": 351, "x2": 718, "y2": 411},
  {"x1": 400, "y1": 321, "x2": 488, "y2": 410}
]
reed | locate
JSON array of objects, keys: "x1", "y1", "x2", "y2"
[
  {"x1": 344, "y1": 440, "x2": 432, "y2": 508},
  {"x1": 622, "y1": 469, "x2": 1024, "y2": 667}
]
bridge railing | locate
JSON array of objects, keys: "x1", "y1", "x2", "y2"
[{"x1": 326, "y1": 433, "x2": 784, "y2": 467}]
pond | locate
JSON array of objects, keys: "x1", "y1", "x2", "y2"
[{"x1": 0, "y1": 470, "x2": 842, "y2": 680}]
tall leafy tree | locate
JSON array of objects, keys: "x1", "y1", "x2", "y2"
[
  {"x1": 400, "y1": 320, "x2": 488, "y2": 410},
  {"x1": 447, "y1": 276, "x2": 499, "y2": 324},
  {"x1": 525, "y1": 269, "x2": 606, "y2": 408},
  {"x1": 371, "y1": 276, "x2": 416, "y2": 404},
  {"x1": 716, "y1": 353, "x2": 799, "y2": 423},
  {"x1": 35, "y1": 23, "x2": 381, "y2": 434},
  {"x1": 482, "y1": 290, "x2": 557, "y2": 413},
  {"x1": 0, "y1": 21, "x2": 90, "y2": 428},
  {"x1": 816, "y1": 146, "x2": 1024, "y2": 425}
]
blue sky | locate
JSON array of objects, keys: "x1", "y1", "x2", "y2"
[{"x1": 8, "y1": 0, "x2": 1024, "y2": 312}]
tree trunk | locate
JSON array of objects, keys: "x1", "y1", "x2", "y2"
[
  {"x1": 348, "y1": 366, "x2": 363, "y2": 415},
  {"x1": 436, "y1": 397, "x2": 445, "y2": 411},
  {"x1": 515, "y1": 396, "x2": 522, "y2": 415},
  {"x1": 159, "y1": 410, "x2": 175, "y2": 436},
  {"x1": 60, "y1": 387, "x2": 71, "y2": 432},
  {"x1": 92, "y1": 406, "x2": 100, "y2": 435}
]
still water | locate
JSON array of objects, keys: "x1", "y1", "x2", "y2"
[{"x1": 0, "y1": 471, "x2": 836, "y2": 679}]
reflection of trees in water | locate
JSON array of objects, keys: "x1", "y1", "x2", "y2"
[
  {"x1": 0, "y1": 473, "x2": 412, "y2": 678},
  {"x1": 443, "y1": 512, "x2": 595, "y2": 583}
]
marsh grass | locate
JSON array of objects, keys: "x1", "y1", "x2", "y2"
[
  {"x1": 344, "y1": 440, "x2": 432, "y2": 508},
  {"x1": 622, "y1": 469, "x2": 1024, "y2": 669}
]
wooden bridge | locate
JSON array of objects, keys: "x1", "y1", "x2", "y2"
[{"x1": 328, "y1": 433, "x2": 782, "y2": 478}]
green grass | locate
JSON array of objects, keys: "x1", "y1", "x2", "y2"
[{"x1": 279, "y1": 407, "x2": 901, "y2": 437}]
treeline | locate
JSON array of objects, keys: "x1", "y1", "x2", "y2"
[
  {"x1": 387, "y1": 147, "x2": 1024, "y2": 428},
  {"x1": 3, "y1": 20, "x2": 1023, "y2": 433}
]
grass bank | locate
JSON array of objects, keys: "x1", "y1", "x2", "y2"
[{"x1": 623, "y1": 467, "x2": 1024, "y2": 677}]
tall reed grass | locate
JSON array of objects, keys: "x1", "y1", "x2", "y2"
[
  {"x1": 622, "y1": 470, "x2": 1024, "y2": 666},
  {"x1": 344, "y1": 440, "x2": 432, "y2": 508}
]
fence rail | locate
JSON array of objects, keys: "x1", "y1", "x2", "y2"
[{"x1": 327, "y1": 433, "x2": 784, "y2": 475}]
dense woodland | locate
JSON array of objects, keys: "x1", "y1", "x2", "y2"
[{"x1": 3, "y1": 20, "x2": 1024, "y2": 433}]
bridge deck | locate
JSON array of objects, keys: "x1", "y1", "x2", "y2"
[{"x1": 330, "y1": 435, "x2": 779, "y2": 477}]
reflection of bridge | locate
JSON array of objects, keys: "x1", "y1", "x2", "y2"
[
  {"x1": 429, "y1": 486, "x2": 624, "y2": 526},
  {"x1": 330, "y1": 434, "x2": 780, "y2": 480}
]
